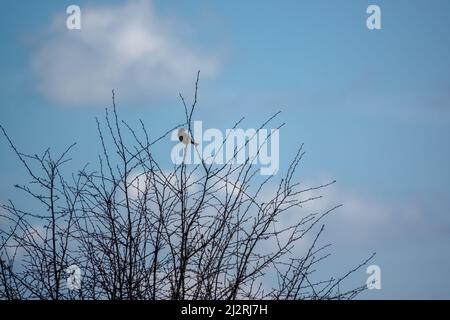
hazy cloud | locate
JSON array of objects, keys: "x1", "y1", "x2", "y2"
[
  {"x1": 31, "y1": 0, "x2": 220, "y2": 106},
  {"x1": 297, "y1": 179, "x2": 450, "y2": 248}
]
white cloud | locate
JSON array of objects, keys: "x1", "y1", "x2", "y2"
[
  {"x1": 296, "y1": 178, "x2": 450, "y2": 248},
  {"x1": 31, "y1": 0, "x2": 220, "y2": 106}
]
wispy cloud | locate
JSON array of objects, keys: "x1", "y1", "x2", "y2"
[
  {"x1": 31, "y1": 0, "x2": 220, "y2": 106},
  {"x1": 297, "y1": 179, "x2": 450, "y2": 249}
]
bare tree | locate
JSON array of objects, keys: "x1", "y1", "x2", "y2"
[{"x1": 0, "y1": 73, "x2": 374, "y2": 300}]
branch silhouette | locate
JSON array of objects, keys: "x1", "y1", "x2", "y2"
[{"x1": 0, "y1": 74, "x2": 374, "y2": 300}]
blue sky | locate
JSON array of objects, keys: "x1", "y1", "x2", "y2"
[{"x1": 1, "y1": 0, "x2": 450, "y2": 299}]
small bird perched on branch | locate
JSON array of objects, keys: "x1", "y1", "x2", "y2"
[{"x1": 178, "y1": 128, "x2": 199, "y2": 146}]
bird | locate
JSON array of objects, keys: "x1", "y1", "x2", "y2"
[{"x1": 177, "y1": 128, "x2": 198, "y2": 146}]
